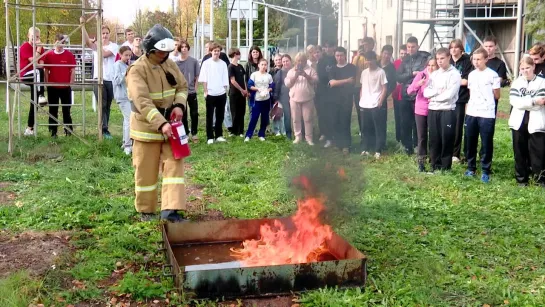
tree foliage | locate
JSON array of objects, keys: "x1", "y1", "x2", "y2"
[
  {"x1": 130, "y1": 9, "x2": 178, "y2": 38},
  {"x1": 525, "y1": 0, "x2": 545, "y2": 41}
]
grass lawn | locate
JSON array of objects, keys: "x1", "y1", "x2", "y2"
[{"x1": 0, "y1": 86, "x2": 544, "y2": 307}]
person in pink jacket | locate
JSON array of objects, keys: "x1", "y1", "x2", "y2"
[
  {"x1": 407, "y1": 58, "x2": 438, "y2": 172},
  {"x1": 285, "y1": 52, "x2": 319, "y2": 145}
]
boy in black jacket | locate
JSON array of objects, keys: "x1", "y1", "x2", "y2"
[{"x1": 449, "y1": 39, "x2": 474, "y2": 162}]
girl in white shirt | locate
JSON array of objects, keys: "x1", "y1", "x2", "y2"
[
  {"x1": 245, "y1": 59, "x2": 273, "y2": 142},
  {"x1": 509, "y1": 56, "x2": 545, "y2": 186}
]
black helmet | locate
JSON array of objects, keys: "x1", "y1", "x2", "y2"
[{"x1": 142, "y1": 24, "x2": 176, "y2": 55}]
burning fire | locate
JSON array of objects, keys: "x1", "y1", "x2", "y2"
[{"x1": 231, "y1": 173, "x2": 337, "y2": 267}]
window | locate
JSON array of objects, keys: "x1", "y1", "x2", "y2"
[
  {"x1": 358, "y1": 0, "x2": 363, "y2": 14},
  {"x1": 344, "y1": 40, "x2": 348, "y2": 50},
  {"x1": 405, "y1": 33, "x2": 412, "y2": 42},
  {"x1": 387, "y1": 0, "x2": 393, "y2": 8},
  {"x1": 344, "y1": 0, "x2": 349, "y2": 15},
  {"x1": 386, "y1": 35, "x2": 393, "y2": 46}
]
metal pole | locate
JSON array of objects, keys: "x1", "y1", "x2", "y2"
[
  {"x1": 32, "y1": 0, "x2": 37, "y2": 137},
  {"x1": 264, "y1": 6, "x2": 268, "y2": 69},
  {"x1": 16, "y1": 0, "x2": 21, "y2": 137},
  {"x1": 395, "y1": 0, "x2": 403, "y2": 56},
  {"x1": 458, "y1": 0, "x2": 464, "y2": 39},
  {"x1": 318, "y1": 16, "x2": 322, "y2": 46},
  {"x1": 296, "y1": 34, "x2": 299, "y2": 52},
  {"x1": 6, "y1": 0, "x2": 13, "y2": 154},
  {"x1": 200, "y1": 0, "x2": 204, "y2": 58},
  {"x1": 429, "y1": 0, "x2": 436, "y2": 51},
  {"x1": 303, "y1": 18, "x2": 307, "y2": 47},
  {"x1": 246, "y1": 14, "x2": 249, "y2": 46},
  {"x1": 97, "y1": 0, "x2": 103, "y2": 141},
  {"x1": 228, "y1": 12, "x2": 232, "y2": 51},
  {"x1": 81, "y1": 0, "x2": 86, "y2": 137},
  {"x1": 249, "y1": 0, "x2": 253, "y2": 47},
  {"x1": 237, "y1": 0, "x2": 240, "y2": 48},
  {"x1": 514, "y1": 0, "x2": 523, "y2": 76},
  {"x1": 209, "y1": 0, "x2": 214, "y2": 41},
  {"x1": 337, "y1": 0, "x2": 343, "y2": 46}
]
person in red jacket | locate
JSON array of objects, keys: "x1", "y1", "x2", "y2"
[
  {"x1": 20, "y1": 27, "x2": 48, "y2": 136},
  {"x1": 43, "y1": 34, "x2": 77, "y2": 138}
]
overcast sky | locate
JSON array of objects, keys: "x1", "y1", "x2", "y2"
[{"x1": 103, "y1": 0, "x2": 173, "y2": 26}]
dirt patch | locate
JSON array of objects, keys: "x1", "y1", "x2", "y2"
[
  {"x1": 185, "y1": 183, "x2": 226, "y2": 221},
  {"x1": 0, "y1": 182, "x2": 17, "y2": 205},
  {"x1": 0, "y1": 231, "x2": 71, "y2": 277}
]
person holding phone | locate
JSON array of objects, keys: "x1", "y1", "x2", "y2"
[{"x1": 407, "y1": 58, "x2": 439, "y2": 172}]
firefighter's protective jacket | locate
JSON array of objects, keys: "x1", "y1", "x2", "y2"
[{"x1": 126, "y1": 56, "x2": 188, "y2": 142}]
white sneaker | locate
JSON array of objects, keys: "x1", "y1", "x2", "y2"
[
  {"x1": 275, "y1": 133, "x2": 281, "y2": 136},
  {"x1": 207, "y1": 139, "x2": 214, "y2": 145},
  {"x1": 374, "y1": 152, "x2": 381, "y2": 159},
  {"x1": 123, "y1": 147, "x2": 132, "y2": 155},
  {"x1": 293, "y1": 138, "x2": 301, "y2": 144},
  {"x1": 307, "y1": 140, "x2": 315, "y2": 146},
  {"x1": 216, "y1": 137, "x2": 227, "y2": 142},
  {"x1": 239, "y1": 134, "x2": 244, "y2": 138},
  {"x1": 324, "y1": 140, "x2": 332, "y2": 148},
  {"x1": 244, "y1": 137, "x2": 250, "y2": 142},
  {"x1": 259, "y1": 137, "x2": 266, "y2": 141},
  {"x1": 24, "y1": 127, "x2": 35, "y2": 136},
  {"x1": 38, "y1": 95, "x2": 47, "y2": 107},
  {"x1": 361, "y1": 151, "x2": 370, "y2": 156},
  {"x1": 319, "y1": 135, "x2": 326, "y2": 141},
  {"x1": 452, "y1": 157, "x2": 460, "y2": 163},
  {"x1": 228, "y1": 133, "x2": 234, "y2": 137}
]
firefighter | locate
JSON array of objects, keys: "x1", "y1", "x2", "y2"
[{"x1": 126, "y1": 24, "x2": 189, "y2": 222}]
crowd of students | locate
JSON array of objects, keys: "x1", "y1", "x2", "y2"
[{"x1": 18, "y1": 22, "x2": 545, "y2": 187}]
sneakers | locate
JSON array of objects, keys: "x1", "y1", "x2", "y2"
[
  {"x1": 374, "y1": 152, "x2": 381, "y2": 159},
  {"x1": 481, "y1": 173, "x2": 490, "y2": 183},
  {"x1": 275, "y1": 133, "x2": 281, "y2": 136},
  {"x1": 452, "y1": 157, "x2": 461, "y2": 163},
  {"x1": 319, "y1": 135, "x2": 326, "y2": 141},
  {"x1": 207, "y1": 139, "x2": 214, "y2": 145},
  {"x1": 244, "y1": 137, "x2": 250, "y2": 142},
  {"x1": 103, "y1": 132, "x2": 113, "y2": 140},
  {"x1": 307, "y1": 140, "x2": 315, "y2": 146},
  {"x1": 24, "y1": 127, "x2": 35, "y2": 136},
  {"x1": 123, "y1": 147, "x2": 132, "y2": 156},
  {"x1": 418, "y1": 162, "x2": 425, "y2": 172},
  {"x1": 216, "y1": 137, "x2": 227, "y2": 142},
  {"x1": 38, "y1": 95, "x2": 48, "y2": 107},
  {"x1": 293, "y1": 138, "x2": 302, "y2": 144},
  {"x1": 239, "y1": 134, "x2": 244, "y2": 138},
  {"x1": 360, "y1": 151, "x2": 370, "y2": 156},
  {"x1": 258, "y1": 137, "x2": 266, "y2": 141},
  {"x1": 324, "y1": 140, "x2": 332, "y2": 148},
  {"x1": 464, "y1": 170, "x2": 476, "y2": 177}
]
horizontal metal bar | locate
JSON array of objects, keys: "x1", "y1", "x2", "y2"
[
  {"x1": 37, "y1": 124, "x2": 84, "y2": 126},
  {"x1": 6, "y1": 2, "x2": 102, "y2": 10},
  {"x1": 35, "y1": 2, "x2": 83, "y2": 6},
  {"x1": 37, "y1": 104, "x2": 84, "y2": 107},
  {"x1": 403, "y1": 17, "x2": 517, "y2": 22},
  {"x1": 2, "y1": 81, "x2": 99, "y2": 86},
  {"x1": 36, "y1": 22, "x2": 81, "y2": 27}
]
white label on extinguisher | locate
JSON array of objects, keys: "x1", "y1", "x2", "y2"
[{"x1": 176, "y1": 124, "x2": 188, "y2": 145}]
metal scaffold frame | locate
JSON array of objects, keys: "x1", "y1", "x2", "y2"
[
  {"x1": 396, "y1": 0, "x2": 525, "y2": 76},
  {"x1": 4, "y1": 0, "x2": 104, "y2": 154}
]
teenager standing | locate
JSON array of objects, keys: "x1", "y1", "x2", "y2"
[
  {"x1": 228, "y1": 48, "x2": 248, "y2": 137},
  {"x1": 174, "y1": 40, "x2": 200, "y2": 142}
]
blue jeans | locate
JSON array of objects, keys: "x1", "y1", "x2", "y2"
[
  {"x1": 245, "y1": 100, "x2": 270, "y2": 138},
  {"x1": 272, "y1": 117, "x2": 285, "y2": 135},
  {"x1": 465, "y1": 115, "x2": 495, "y2": 174},
  {"x1": 282, "y1": 99, "x2": 292, "y2": 139}
]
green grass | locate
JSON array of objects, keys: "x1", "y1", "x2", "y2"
[{"x1": 0, "y1": 87, "x2": 544, "y2": 306}]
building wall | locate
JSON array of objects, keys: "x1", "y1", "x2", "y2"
[{"x1": 340, "y1": 0, "x2": 432, "y2": 58}]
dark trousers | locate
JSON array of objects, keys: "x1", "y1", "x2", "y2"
[
  {"x1": 332, "y1": 101, "x2": 353, "y2": 149},
  {"x1": 512, "y1": 112, "x2": 545, "y2": 184},
  {"x1": 315, "y1": 87, "x2": 328, "y2": 138},
  {"x1": 465, "y1": 115, "x2": 495, "y2": 174},
  {"x1": 229, "y1": 93, "x2": 246, "y2": 136},
  {"x1": 93, "y1": 81, "x2": 114, "y2": 133},
  {"x1": 205, "y1": 94, "x2": 226, "y2": 140},
  {"x1": 246, "y1": 100, "x2": 270, "y2": 138},
  {"x1": 47, "y1": 87, "x2": 73, "y2": 135},
  {"x1": 21, "y1": 69, "x2": 45, "y2": 128},
  {"x1": 415, "y1": 114, "x2": 428, "y2": 161},
  {"x1": 453, "y1": 103, "x2": 467, "y2": 159},
  {"x1": 282, "y1": 99, "x2": 293, "y2": 139},
  {"x1": 428, "y1": 110, "x2": 456, "y2": 170},
  {"x1": 360, "y1": 104, "x2": 387, "y2": 153},
  {"x1": 354, "y1": 87, "x2": 362, "y2": 134},
  {"x1": 393, "y1": 99, "x2": 403, "y2": 142},
  {"x1": 186, "y1": 93, "x2": 199, "y2": 135},
  {"x1": 401, "y1": 99, "x2": 418, "y2": 152}
]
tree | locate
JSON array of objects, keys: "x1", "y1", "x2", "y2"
[
  {"x1": 129, "y1": 9, "x2": 178, "y2": 38},
  {"x1": 525, "y1": 0, "x2": 545, "y2": 41}
]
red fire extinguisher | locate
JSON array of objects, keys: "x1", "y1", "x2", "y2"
[{"x1": 169, "y1": 114, "x2": 191, "y2": 160}]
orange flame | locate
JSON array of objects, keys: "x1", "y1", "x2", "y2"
[{"x1": 231, "y1": 175, "x2": 333, "y2": 267}]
